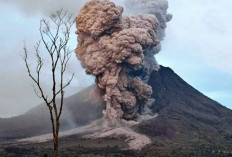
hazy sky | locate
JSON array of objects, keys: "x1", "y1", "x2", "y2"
[{"x1": 0, "y1": 0, "x2": 231, "y2": 118}]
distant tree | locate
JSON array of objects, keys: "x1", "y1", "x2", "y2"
[{"x1": 23, "y1": 9, "x2": 74, "y2": 157}]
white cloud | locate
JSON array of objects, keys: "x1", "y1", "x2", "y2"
[
  {"x1": 0, "y1": 0, "x2": 87, "y2": 16},
  {"x1": 166, "y1": 0, "x2": 232, "y2": 74},
  {"x1": 0, "y1": 0, "x2": 126, "y2": 16}
]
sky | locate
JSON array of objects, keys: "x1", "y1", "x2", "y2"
[
  {"x1": 157, "y1": 0, "x2": 232, "y2": 109},
  {"x1": 0, "y1": 0, "x2": 231, "y2": 118}
]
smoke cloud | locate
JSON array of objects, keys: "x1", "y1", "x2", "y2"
[
  {"x1": 125, "y1": 0, "x2": 172, "y2": 39},
  {"x1": 124, "y1": 0, "x2": 172, "y2": 83},
  {"x1": 75, "y1": 0, "x2": 162, "y2": 126}
]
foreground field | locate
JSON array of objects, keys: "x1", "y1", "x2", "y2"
[{"x1": 1, "y1": 134, "x2": 232, "y2": 157}]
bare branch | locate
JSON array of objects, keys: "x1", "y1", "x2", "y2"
[
  {"x1": 32, "y1": 84, "x2": 42, "y2": 98},
  {"x1": 55, "y1": 73, "x2": 74, "y2": 97},
  {"x1": 22, "y1": 9, "x2": 75, "y2": 157},
  {"x1": 23, "y1": 43, "x2": 50, "y2": 105}
]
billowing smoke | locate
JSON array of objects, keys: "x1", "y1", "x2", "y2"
[
  {"x1": 125, "y1": 0, "x2": 172, "y2": 40},
  {"x1": 125, "y1": 0, "x2": 172, "y2": 84},
  {"x1": 75, "y1": 0, "x2": 159, "y2": 126}
]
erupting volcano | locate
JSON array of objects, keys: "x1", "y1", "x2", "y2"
[{"x1": 75, "y1": 0, "x2": 167, "y2": 126}]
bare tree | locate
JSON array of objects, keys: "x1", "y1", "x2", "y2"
[{"x1": 23, "y1": 9, "x2": 74, "y2": 157}]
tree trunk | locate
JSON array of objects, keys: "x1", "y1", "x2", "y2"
[
  {"x1": 53, "y1": 148, "x2": 57, "y2": 157},
  {"x1": 53, "y1": 120, "x2": 60, "y2": 157},
  {"x1": 53, "y1": 134, "x2": 59, "y2": 157}
]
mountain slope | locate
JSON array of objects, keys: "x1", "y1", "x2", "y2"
[
  {"x1": 0, "y1": 85, "x2": 105, "y2": 141},
  {"x1": 134, "y1": 66, "x2": 232, "y2": 154}
]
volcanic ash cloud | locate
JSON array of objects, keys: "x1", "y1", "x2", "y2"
[{"x1": 75, "y1": 0, "x2": 159, "y2": 126}]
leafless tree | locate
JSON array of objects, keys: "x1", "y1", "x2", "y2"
[{"x1": 23, "y1": 9, "x2": 75, "y2": 157}]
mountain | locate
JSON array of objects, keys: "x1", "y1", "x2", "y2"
[
  {"x1": 134, "y1": 66, "x2": 232, "y2": 155},
  {"x1": 1, "y1": 66, "x2": 232, "y2": 156}
]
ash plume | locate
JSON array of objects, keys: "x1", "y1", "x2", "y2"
[
  {"x1": 125, "y1": 0, "x2": 172, "y2": 83},
  {"x1": 75, "y1": 0, "x2": 165, "y2": 126},
  {"x1": 125, "y1": 0, "x2": 172, "y2": 40}
]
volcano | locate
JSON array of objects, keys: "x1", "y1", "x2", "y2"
[{"x1": 0, "y1": 66, "x2": 232, "y2": 156}]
